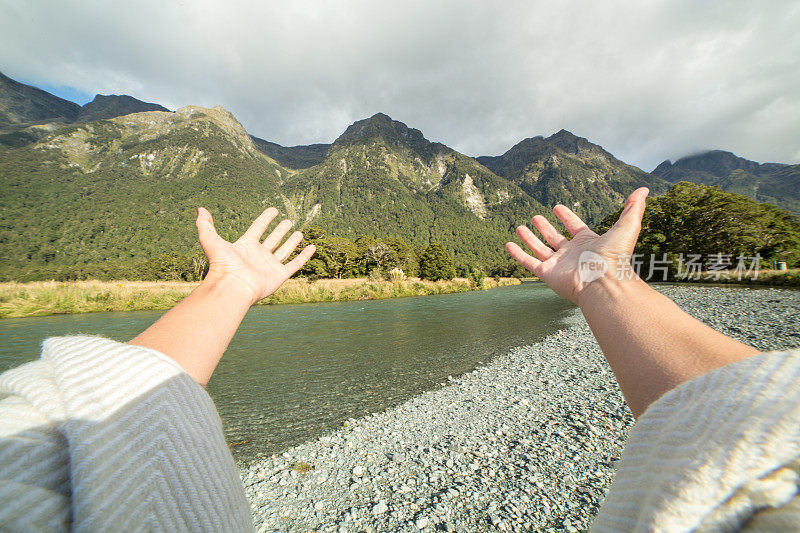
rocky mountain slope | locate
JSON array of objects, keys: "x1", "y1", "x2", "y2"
[
  {"x1": 1, "y1": 71, "x2": 173, "y2": 146},
  {"x1": 77, "y1": 94, "x2": 169, "y2": 122},
  {"x1": 0, "y1": 105, "x2": 287, "y2": 279},
  {"x1": 279, "y1": 113, "x2": 547, "y2": 266},
  {"x1": 251, "y1": 136, "x2": 330, "y2": 169},
  {"x1": 653, "y1": 150, "x2": 800, "y2": 219},
  {"x1": 0, "y1": 71, "x2": 81, "y2": 132},
  {"x1": 3, "y1": 72, "x2": 795, "y2": 280},
  {"x1": 477, "y1": 130, "x2": 670, "y2": 224}
]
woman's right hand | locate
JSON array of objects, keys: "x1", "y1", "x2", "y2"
[
  {"x1": 197, "y1": 207, "x2": 316, "y2": 306},
  {"x1": 506, "y1": 187, "x2": 649, "y2": 305}
]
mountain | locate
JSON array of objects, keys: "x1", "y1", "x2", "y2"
[
  {"x1": 77, "y1": 94, "x2": 170, "y2": 122},
  {"x1": 653, "y1": 150, "x2": 800, "y2": 219},
  {"x1": 477, "y1": 130, "x2": 670, "y2": 224},
  {"x1": 0, "y1": 71, "x2": 81, "y2": 132},
  {"x1": 250, "y1": 137, "x2": 329, "y2": 169},
  {"x1": 0, "y1": 105, "x2": 287, "y2": 280},
  {"x1": 0, "y1": 72, "x2": 172, "y2": 147},
  {"x1": 0, "y1": 108, "x2": 541, "y2": 279},
  {"x1": 277, "y1": 113, "x2": 547, "y2": 268},
  {"x1": 5, "y1": 72, "x2": 793, "y2": 282}
]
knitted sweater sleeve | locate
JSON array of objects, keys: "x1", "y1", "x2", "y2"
[
  {"x1": 0, "y1": 336, "x2": 253, "y2": 532},
  {"x1": 592, "y1": 348, "x2": 800, "y2": 532}
]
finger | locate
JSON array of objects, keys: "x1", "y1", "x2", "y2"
[
  {"x1": 262, "y1": 219, "x2": 294, "y2": 251},
  {"x1": 612, "y1": 187, "x2": 649, "y2": 240},
  {"x1": 506, "y1": 242, "x2": 542, "y2": 274},
  {"x1": 241, "y1": 207, "x2": 279, "y2": 242},
  {"x1": 274, "y1": 231, "x2": 303, "y2": 262},
  {"x1": 284, "y1": 244, "x2": 316, "y2": 276},
  {"x1": 196, "y1": 207, "x2": 225, "y2": 254},
  {"x1": 531, "y1": 215, "x2": 568, "y2": 249},
  {"x1": 516, "y1": 226, "x2": 554, "y2": 261},
  {"x1": 553, "y1": 204, "x2": 594, "y2": 237}
]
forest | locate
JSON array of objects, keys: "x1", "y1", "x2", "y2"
[{"x1": 597, "y1": 182, "x2": 800, "y2": 277}]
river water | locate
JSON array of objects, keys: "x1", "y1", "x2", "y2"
[{"x1": 0, "y1": 283, "x2": 573, "y2": 465}]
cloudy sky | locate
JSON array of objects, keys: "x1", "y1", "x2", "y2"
[{"x1": 2, "y1": 0, "x2": 798, "y2": 170}]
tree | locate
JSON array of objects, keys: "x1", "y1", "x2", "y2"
[
  {"x1": 323, "y1": 236, "x2": 358, "y2": 278},
  {"x1": 192, "y1": 252, "x2": 209, "y2": 280},
  {"x1": 468, "y1": 266, "x2": 486, "y2": 288},
  {"x1": 303, "y1": 226, "x2": 328, "y2": 241},
  {"x1": 383, "y1": 237, "x2": 419, "y2": 276},
  {"x1": 354, "y1": 235, "x2": 377, "y2": 276},
  {"x1": 364, "y1": 243, "x2": 397, "y2": 274},
  {"x1": 596, "y1": 182, "x2": 800, "y2": 276},
  {"x1": 301, "y1": 258, "x2": 331, "y2": 280},
  {"x1": 419, "y1": 243, "x2": 456, "y2": 281}
]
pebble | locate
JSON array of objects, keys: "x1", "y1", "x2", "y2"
[{"x1": 244, "y1": 286, "x2": 800, "y2": 532}]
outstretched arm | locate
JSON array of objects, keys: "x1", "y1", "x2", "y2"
[
  {"x1": 507, "y1": 188, "x2": 758, "y2": 417},
  {"x1": 129, "y1": 207, "x2": 315, "y2": 386}
]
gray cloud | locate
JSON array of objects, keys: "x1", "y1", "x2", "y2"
[{"x1": 2, "y1": 0, "x2": 799, "y2": 170}]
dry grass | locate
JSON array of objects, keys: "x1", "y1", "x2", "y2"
[
  {"x1": 0, "y1": 280, "x2": 196, "y2": 318},
  {"x1": 0, "y1": 277, "x2": 521, "y2": 319}
]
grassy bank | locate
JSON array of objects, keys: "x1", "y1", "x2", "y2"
[{"x1": 0, "y1": 277, "x2": 521, "y2": 319}]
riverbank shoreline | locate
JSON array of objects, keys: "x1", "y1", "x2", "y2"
[
  {"x1": 665, "y1": 268, "x2": 799, "y2": 288},
  {"x1": 2, "y1": 269, "x2": 795, "y2": 319},
  {"x1": 0, "y1": 277, "x2": 520, "y2": 319},
  {"x1": 240, "y1": 285, "x2": 800, "y2": 532}
]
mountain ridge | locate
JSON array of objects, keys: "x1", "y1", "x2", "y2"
[
  {"x1": 77, "y1": 94, "x2": 170, "y2": 122},
  {"x1": 1, "y1": 72, "x2": 797, "y2": 280},
  {"x1": 653, "y1": 150, "x2": 800, "y2": 218},
  {"x1": 0, "y1": 71, "x2": 173, "y2": 134},
  {"x1": 0, "y1": 71, "x2": 81, "y2": 132},
  {"x1": 477, "y1": 130, "x2": 670, "y2": 224},
  {"x1": 274, "y1": 112, "x2": 546, "y2": 268},
  {"x1": 250, "y1": 137, "x2": 330, "y2": 169}
]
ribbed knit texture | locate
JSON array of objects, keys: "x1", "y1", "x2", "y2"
[
  {"x1": 0, "y1": 336, "x2": 252, "y2": 532},
  {"x1": 592, "y1": 349, "x2": 800, "y2": 532}
]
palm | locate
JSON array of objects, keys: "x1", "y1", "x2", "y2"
[
  {"x1": 196, "y1": 207, "x2": 315, "y2": 304},
  {"x1": 506, "y1": 188, "x2": 649, "y2": 304}
]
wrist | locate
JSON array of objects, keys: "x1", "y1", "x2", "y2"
[
  {"x1": 198, "y1": 271, "x2": 259, "y2": 308},
  {"x1": 577, "y1": 273, "x2": 648, "y2": 310}
]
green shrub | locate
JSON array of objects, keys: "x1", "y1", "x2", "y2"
[{"x1": 418, "y1": 243, "x2": 456, "y2": 281}]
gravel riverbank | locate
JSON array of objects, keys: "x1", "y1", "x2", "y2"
[{"x1": 242, "y1": 285, "x2": 800, "y2": 532}]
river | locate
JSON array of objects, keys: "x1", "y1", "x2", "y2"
[{"x1": 0, "y1": 283, "x2": 573, "y2": 465}]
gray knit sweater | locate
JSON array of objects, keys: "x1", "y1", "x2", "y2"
[
  {"x1": 0, "y1": 336, "x2": 251, "y2": 531},
  {"x1": 1, "y1": 337, "x2": 799, "y2": 531}
]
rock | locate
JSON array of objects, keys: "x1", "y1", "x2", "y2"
[
  {"x1": 415, "y1": 515, "x2": 430, "y2": 529},
  {"x1": 389, "y1": 452, "x2": 406, "y2": 463},
  {"x1": 241, "y1": 286, "x2": 800, "y2": 532}
]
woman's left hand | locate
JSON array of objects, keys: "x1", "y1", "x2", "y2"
[{"x1": 197, "y1": 207, "x2": 316, "y2": 305}]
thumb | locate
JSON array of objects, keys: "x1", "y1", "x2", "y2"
[
  {"x1": 612, "y1": 187, "x2": 649, "y2": 242},
  {"x1": 196, "y1": 207, "x2": 224, "y2": 255}
]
